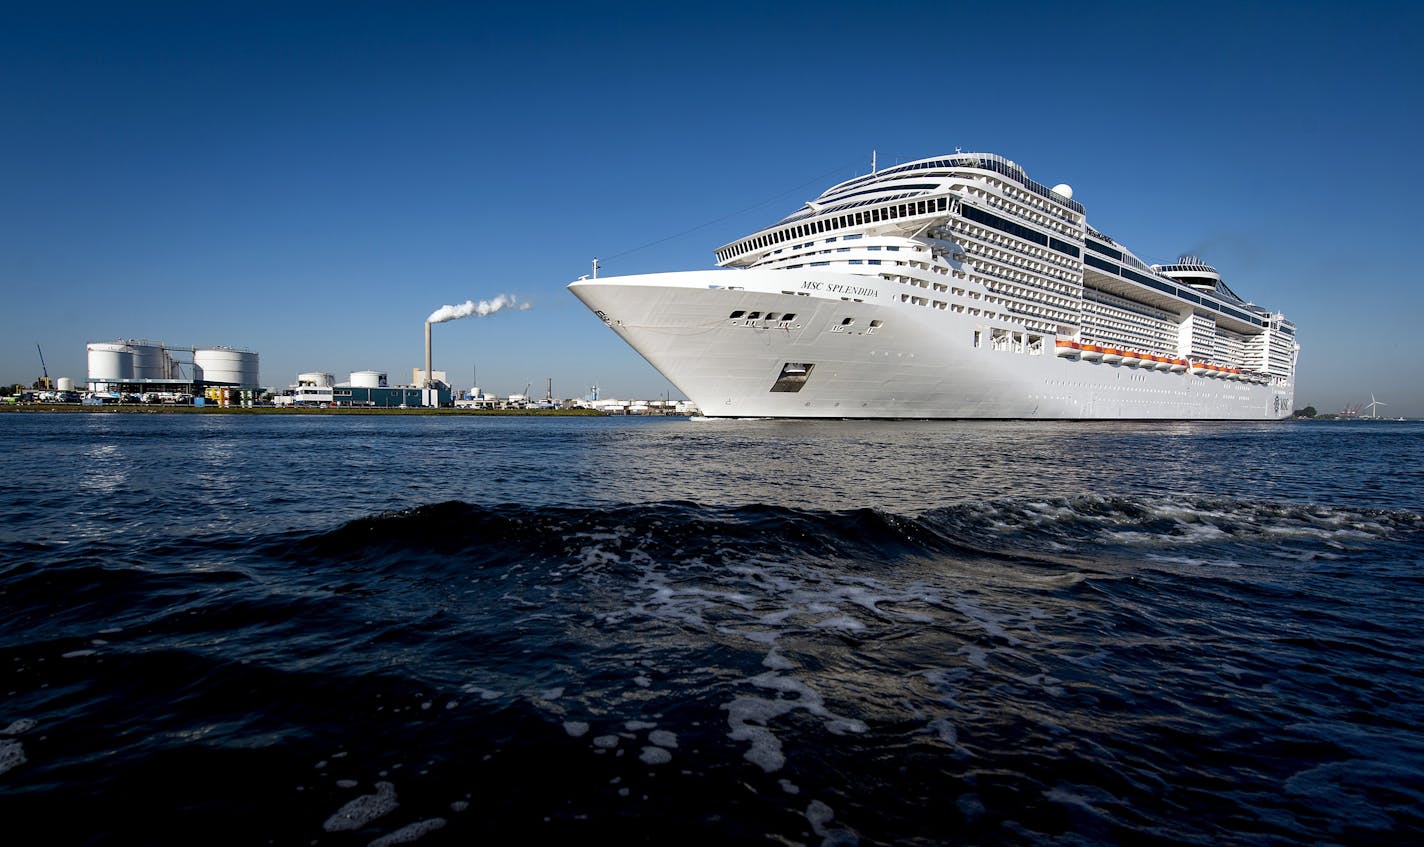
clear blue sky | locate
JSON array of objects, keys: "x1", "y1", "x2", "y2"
[{"x1": 3, "y1": 0, "x2": 1420, "y2": 415}]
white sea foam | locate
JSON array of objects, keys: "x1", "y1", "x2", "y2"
[
  {"x1": 814, "y1": 615, "x2": 864, "y2": 632},
  {"x1": 724, "y1": 697, "x2": 789, "y2": 772},
  {"x1": 639, "y1": 746, "x2": 672, "y2": 765},
  {"x1": 648, "y1": 729, "x2": 678, "y2": 748},
  {"x1": 0, "y1": 739, "x2": 26, "y2": 776},
  {"x1": 2, "y1": 719, "x2": 36, "y2": 735},
  {"x1": 562, "y1": 721, "x2": 590, "y2": 738},
  {"x1": 368, "y1": 817, "x2": 446, "y2": 846},
  {"x1": 459, "y1": 685, "x2": 502, "y2": 700},
  {"x1": 592, "y1": 735, "x2": 620, "y2": 749},
  {"x1": 322, "y1": 781, "x2": 398, "y2": 831}
]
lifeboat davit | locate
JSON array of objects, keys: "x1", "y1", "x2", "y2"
[
  {"x1": 1101, "y1": 347, "x2": 1124, "y2": 364},
  {"x1": 1055, "y1": 339, "x2": 1081, "y2": 358},
  {"x1": 1080, "y1": 344, "x2": 1104, "y2": 362},
  {"x1": 1169, "y1": 358, "x2": 1189, "y2": 373}
]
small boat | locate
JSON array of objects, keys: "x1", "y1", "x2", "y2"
[
  {"x1": 1101, "y1": 348, "x2": 1124, "y2": 364},
  {"x1": 1055, "y1": 339, "x2": 1081, "y2": 358},
  {"x1": 1080, "y1": 344, "x2": 1104, "y2": 362}
]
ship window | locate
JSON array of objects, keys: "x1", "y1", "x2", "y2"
[
  {"x1": 783, "y1": 313, "x2": 797, "y2": 321},
  {"x1": 765, "y1": 313, "x2": 780, "y2": 320},
  {"x1": 869, "y1": 320, "x2": 883, "y2": 327},
  {"x1": 729, "y1": 311, "x2": 745, "y2": 319},
  {"x1": 746, "y1": 311, "x2": 761, "y2": 319},
  {"x1": 841, "y1": 318, "x2": 854, "y2": 325}
]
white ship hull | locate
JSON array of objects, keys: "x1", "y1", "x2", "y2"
[
  {"x1": 570, "y1": 269, "x2": 1294, "y2": 420},
  {"x1": 569, "y1": 152, "x2": 1297, "y2": 420}
]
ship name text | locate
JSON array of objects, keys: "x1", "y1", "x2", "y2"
[{"x1": 801, "y1": 280, "x2": 879, "y2": 298}]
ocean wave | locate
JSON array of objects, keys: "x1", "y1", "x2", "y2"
[{"x1": 265, "y1": 495, "x2": 1422, "y2": 578}]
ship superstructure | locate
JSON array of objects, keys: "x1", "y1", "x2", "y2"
[{"x1": 569, "y1": 152, "x2": 1298, "y2": 419}]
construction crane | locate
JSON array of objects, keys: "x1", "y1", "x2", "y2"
[{"x1": 35, "y1": 344, "x2": 53, "y2": 390}]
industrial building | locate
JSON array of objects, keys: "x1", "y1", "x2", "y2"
[
  {"x1": 85, "y1": 340, "x2": 259, "y2": 403},
  {"x1": 274, "y1": 370, "x2": 451, "y2": 408}
]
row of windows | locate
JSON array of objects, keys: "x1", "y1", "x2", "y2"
[
  {"x1": 976, "y1": 175, "x2": 1083, "y2": 234},
  {"x1": 728, "y1": 310, "x2": 797, "y2": 322},
  {"x1": 966, "y1": 244, "x2": 1081, "y2": 298},
  {"x1": 1085, "y1": 238, "x2": 1122, "y2": 262},
  {"x1": 722, "y1": 197, "x2": 952, "y2": 263},
  {"x1": 948, "y1": 220, "x2": 1082, "y2": 281},
  {"x1": 779, "y1": 191, "x2": 924, "y2": 226},
  {"x1": 960, "y1": 203, "x2": 1076, "y2": 257}
]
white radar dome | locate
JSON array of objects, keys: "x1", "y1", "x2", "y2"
[{"x1": 1051, "y1": 183, "x2": 1073, "y2": 199}]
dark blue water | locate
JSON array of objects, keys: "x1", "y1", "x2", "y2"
[{"x1": 2, "y1": 413, "x2": 1421, "y2": 846}]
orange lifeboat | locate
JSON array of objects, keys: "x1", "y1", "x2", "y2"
[
  {"x1": 1101, "y1": 347, "x2": 1124, "y2": 364},
  {"x1": 1080, "y1": 344, "x2": 1104, "y2": 362},
  {"x1": 1169, "y1": 358, "x2": 1189, "y2": 373},
  {"x1": 1055, "y1": 339, "x2": 1081, "y2": 358}
]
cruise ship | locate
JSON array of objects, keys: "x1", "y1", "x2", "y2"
[{"x1": 568, "y1": 153, "x2": 1298, "y2": 419}]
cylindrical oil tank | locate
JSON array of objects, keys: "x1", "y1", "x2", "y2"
[
  {"x1": 350, "y1": 370, "x2": 387, "y2": 388},
  {"x1": 131, "y1": 343, "x2": 174, "y2": 380},
  {"x1": 194, "y1": 347, "x2": 261, "y2": 388},
  {"x1": 297, "y1": 372, "x2": 334, "y2": 387},
  {"x1": 56, "y1": 377, "x2": 75, "y2": 391},
  {"x1": 87, "y1": 342, "x2": 135, "y2": 381}
]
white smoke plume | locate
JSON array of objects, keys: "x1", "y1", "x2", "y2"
[{"x1": 427, "y1": 294, "x2": 530, "y2": 324}]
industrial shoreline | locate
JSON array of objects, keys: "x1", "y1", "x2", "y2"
[{"x1": 0, "y1": 404, "x2": 620, "y2": 417}]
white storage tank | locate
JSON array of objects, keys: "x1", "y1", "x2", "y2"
[
  {"x1": 350, "y1": 370, "x2": 387, "y2": 388},
  {"x1": 297, "y1": 372, "x2": 334, "y2": 388},
  {"x1": 57, "y1": 377, "x2": 75, "y2": 391},
  {"x1": 131, "y1": 342, "x2": 175, "y2": 380},
  {"x1": 87, "y1": 342, "x2": 135, "y2": 381},
  {"x1": 194, "y1": 347, "x2": 261, "y2": 388}
]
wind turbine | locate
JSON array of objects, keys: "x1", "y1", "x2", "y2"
[{"x1": 1363, "y1": 394, "x2": 1387, "y2": 419}]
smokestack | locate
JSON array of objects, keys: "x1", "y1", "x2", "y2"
[{"x1": 424, "y1": 321, "x2": 432, "y2": 389}]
